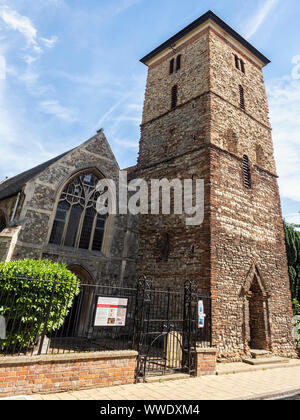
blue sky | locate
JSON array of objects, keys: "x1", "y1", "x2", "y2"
[{"x1": 0, "y1": 0, "x2": 299, "y2": 224}]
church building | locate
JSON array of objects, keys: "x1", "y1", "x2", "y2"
[{"x1": 0, "y1": 11, "x2": 296, "y2": 359}]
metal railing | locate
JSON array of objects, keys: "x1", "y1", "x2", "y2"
[{"x1": 0, "y1": 273, "x2": 211, "y2": 359}]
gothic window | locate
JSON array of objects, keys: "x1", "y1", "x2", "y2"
[
  {"x1": 49, "y1": 172, "x2": 107, "y2": 252},
  {"x1": 0, "y1": 211, "x2": 6, "y2": 233},
  {"x1": 239, "y1": 85, "x2": 245, "y2": 110},
  {"x1": 171, "y1": 85, "x2": 178, "y2": 109},
  {"x1": 169, "y1": 58, "x2": 175, "y2": 74},
  {"x1": 176, "y1": 54, "x2": 181, "y2": 71},
  {"x1": 242, "y1": 155, "x2": 252, "y2": 189}
]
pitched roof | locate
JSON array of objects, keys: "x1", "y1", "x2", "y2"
[
  {"x1": 140, "y1": 10, "x2": 270, "y2": 66},
  {"x1": 0, "y1": 150, "x2": 71, "y2": 201}
]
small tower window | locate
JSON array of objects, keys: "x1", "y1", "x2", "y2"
[
  {"x1": 242, "y1": 155, "x2": 251, "y2": 189},
  {"x1": 239, "y1": 85, "x2": 245, "y2": 110},
  {"x1": 240, "y1": 60, "x2": 245, "y2": 74},
  {"x1": 171, "y1": 85, "x2": 178, "y2": 109},
  {"x1": 176, "y1": 54, "x2": 181, "y2": 71},
  {"x1": 234, "y1": 55, "x2": 240, "y2": 70},
  {"x1": 234, "y1": 55, "x2": 246, "y2": 74},
  {"x1": 169, "y1": 58, "x2": 174, "y2": 74}
]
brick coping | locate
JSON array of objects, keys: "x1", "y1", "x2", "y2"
[
  {"x1": 196, "y1": 347, "x2": 218, "y2": 354},
  {"x1": 0, "y1": 350, "x2": 138, "y2": 366}
]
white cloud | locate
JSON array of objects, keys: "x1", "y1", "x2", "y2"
[
  {"x1": 0, "y1": 5, "x2": 38, "y2": 48},
  {"x1": 41, "y1": 36, "x2": 58, "y2": 49},
  {"x1": 267, "y1": 56, "x2": 300, "y2": 203},
  {"x1": 0, "y1": 55, "x2": 5, "y2": 79},
  {"x1": 0, "y1": 80, "x2": 54, "y2": 179},
  {"x1": 291, "y1": 55, "x2": 300, "y2": 80},
  {"x1": 245, "y1": 0, "x2": 279, "y2": 39},
  {"x1": 39, "y1": 99, "x2": 76, "y2": 122},
  {"x1": 22, "y1": 55, "x2": 38, "y2": 65},
  {"x1": 102, "y1": 0, "x2": 142, "y2": 19},
  {"x1": 0, "y1": 4, "x2": 59, "y2": 60}
]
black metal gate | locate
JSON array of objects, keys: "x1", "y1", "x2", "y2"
[{"x1": 133, "y1": 277, "x2": 211, "y2": 382}]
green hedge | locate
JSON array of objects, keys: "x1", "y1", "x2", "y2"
[{"x1": 0, "y1": 259, "x2": 80, "y2": 353}]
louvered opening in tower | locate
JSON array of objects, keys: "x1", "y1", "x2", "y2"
[
  {"x1": 239, "y1": 85, "x2": 245, "y2": 110},
  {"x1": 242, "y1": 155, "x2": 251, "y2": 189},
  {"x1": 171, "y1": 85, "x2": 178, "y2": 109}
]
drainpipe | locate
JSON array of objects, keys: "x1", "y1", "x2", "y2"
[{"x1": 10, "y1": 192, "x2": 21, "y2": 224}]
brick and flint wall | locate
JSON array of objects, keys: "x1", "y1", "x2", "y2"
[{"x1": 137, "y1": 24, "x2": 296, "y2": 358}]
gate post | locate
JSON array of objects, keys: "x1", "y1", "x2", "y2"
[
  {"x1": 183, "y1": 280, "x2": 198, "y2": 376},
  {"x1": 133, "y1": 275, "x2": 152, "y2": 382}
]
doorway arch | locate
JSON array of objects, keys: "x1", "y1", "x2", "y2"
[
  {"x1": 241, "y1": 262, "x2": 272, "y2": 353},
  {"x1": 62, "y1": 265, "x2": 95, "y2": 337}
]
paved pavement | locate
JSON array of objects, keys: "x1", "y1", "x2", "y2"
[{"x1": 30, "y1": 363, "x2": 300, "y2": 400}]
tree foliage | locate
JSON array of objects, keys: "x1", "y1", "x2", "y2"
[
  {"x1": 284, "y1": 221, "x2": 300, "y2": 303},
  {"x1": 0, "y1": 259, "x2": 80, "y2": 353}
]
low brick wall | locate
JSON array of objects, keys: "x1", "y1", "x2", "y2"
[
  {"x1": 196, "y1": 348, "x2": 217, "y2": 376},
  {"x1": 0, "y1": 350, "x2": 138, "y2": 398}
]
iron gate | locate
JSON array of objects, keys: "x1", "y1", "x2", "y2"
[{"x1": 133, "y1": 277, "x2": 211, "y2": 382}]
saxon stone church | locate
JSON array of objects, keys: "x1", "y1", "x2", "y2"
[{"x1": 0, "y1": 11, "x2": 296, "y2": 358}]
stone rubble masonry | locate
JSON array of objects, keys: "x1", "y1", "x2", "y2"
[
  {"x1": 0, "y1": 351, "x2": 138, "y2": 398},
  {"x1": 136, "y1": 24, "x2": 296, "y2": 358}
]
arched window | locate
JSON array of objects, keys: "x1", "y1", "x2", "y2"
[
  {"x1": 49, "y1": 172, "x2": 107, "y2": 252},
  {"x1": 242, "y1": 155, "x2": 252, "y2": 189},
  {"x1": 0, "y1": 211, "x2": 6, "y2": 233}
]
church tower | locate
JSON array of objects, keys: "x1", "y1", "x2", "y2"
[{"x1": 136, "y1": 11, "x2": 295, "y2": 358}]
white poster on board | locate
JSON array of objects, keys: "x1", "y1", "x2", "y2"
[
  {"x1": 94, "y1": 297, "x2": 128, "y2": 327},
  {"x1": 198, "y1": 300, "x2": 206, "y2": 329}
]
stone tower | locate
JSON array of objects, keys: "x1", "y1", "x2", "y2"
[{"x1": 136, "y1": 11, "x2": 296, "y2": 358}]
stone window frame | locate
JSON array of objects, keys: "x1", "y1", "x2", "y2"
[
  {"x1": 49, "y1": 169, "x2": 108, "y2": 253},
  {"x1": 234, "y1": 54, "x2": 246, "y2": 74},
  {"x1": 169, "y1": 54, "x2": 182, "y2": 75}
]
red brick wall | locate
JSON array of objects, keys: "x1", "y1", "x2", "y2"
[
  {"x1": 0, "y1": 351, "x2": 137, "y2": 398},
  {"x1": 196, "y1": 348, "x2": 217, "y2": 376}
]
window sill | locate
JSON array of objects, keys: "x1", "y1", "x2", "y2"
[{"x1": 44, "y1": 243, "x2": 105, "y2": 259}]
